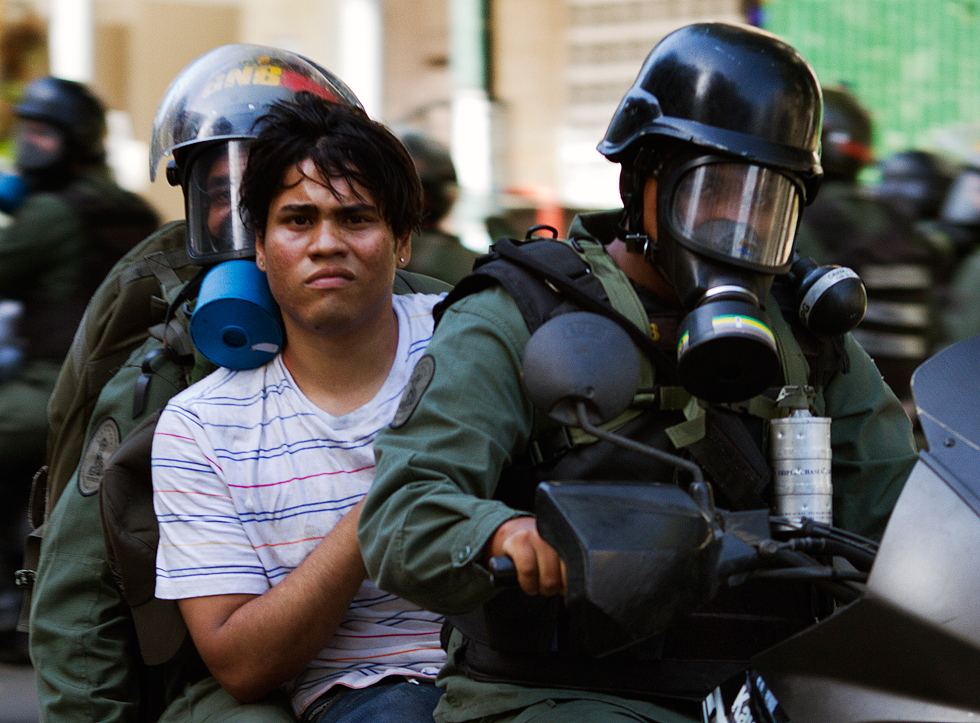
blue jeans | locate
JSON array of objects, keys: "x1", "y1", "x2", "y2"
[{"x1": 303, "y1": 678, "x2": 442, "y2": 723}]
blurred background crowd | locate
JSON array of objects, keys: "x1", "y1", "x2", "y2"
[{"x1": 4, "y1": 0, "x2": 980, "y2": 718}]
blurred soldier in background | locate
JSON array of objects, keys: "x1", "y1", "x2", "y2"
[
  {"x1": 868, "y1": 149, "x2": 963, "y2": 301},
  {"x1": 872, "y1": 150, "x2": 956, "y2": 224},
  {"x1": 936, "y1": 164, "x2": 980, "y2": 344},
  {"x1": 0, "y1": 76, "x2": 158, "y2": 660},
  {"x1": 796, "y1": 86, "x2": 940, "y2": 414},
  {"x1": 399, "y1": 129, "x2": 480, "y2": 284}
]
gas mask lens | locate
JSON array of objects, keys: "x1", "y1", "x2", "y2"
[
  {"x1": 185, "y1": 140, "x2": 254, "y2": 263},
  {"x1": 669, "y1": 160, "x2": 800, "y2": 271}
]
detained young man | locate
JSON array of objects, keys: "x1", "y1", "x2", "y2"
[{"x1": 151, "y1": 93, "x2": 447, "y2": 723}]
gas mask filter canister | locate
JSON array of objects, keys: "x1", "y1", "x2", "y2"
[
  {"x1": 677, "y1": 298, "x2": 780, "y2": 404},
  {"x1": 190, "y1": 260, "x2": 283, "y2": 370}
]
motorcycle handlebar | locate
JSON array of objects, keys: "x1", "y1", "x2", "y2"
[{"x1": 487, "y1": 555, "x2": 518, "y2": 586}]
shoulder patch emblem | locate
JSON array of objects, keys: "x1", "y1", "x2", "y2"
[
  {"x1": 391, "y1": 355, "x2": 436, "y2": 428},
  {"x1": 78, "y1": 418, "x2": 121, "y2": 496}
]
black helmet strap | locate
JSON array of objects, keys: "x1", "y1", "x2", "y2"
[{"x1": 619, "y1": 145, "x2": 663, "y2": 256}]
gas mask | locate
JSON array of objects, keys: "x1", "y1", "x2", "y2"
[
  {"x1": 180, "y1": 141, "x2": 284, "y2": 370},
  {"x1": 634, "y1": 153, "x2": 865, "y2": 403},
  {"x1": 656, "y1": 155, "x2": 801, "y2": 402},
  {"x1": 641, "y1": 154, "x2": 800, "y2": 403}
]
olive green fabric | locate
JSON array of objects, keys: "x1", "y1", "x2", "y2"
[
  {"x1": 404, "y1": 228, "x2": 481, "y2": 286},
  {"x1": 157, "y1": 676, "x2": 294, "y2": 723},
  {"x1": 39, "y1": 220, "x2": 195, "y2": 524},
  {"x1": 0, "y1": 167, "x2": 147, "y2": 496},
  {"x1": 28, "y1": 222, "x2": 222, "y2": 723},
  {"x1": 359, "y1": 209, "x2": 917, "y2": 723},
  {"x1": 476, "y1": 697, "x2": 692, "y2": 723}
]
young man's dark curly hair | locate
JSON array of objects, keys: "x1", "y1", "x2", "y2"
[{"x1": 240, "y1": 91, "x2": 423, "y2": 241}]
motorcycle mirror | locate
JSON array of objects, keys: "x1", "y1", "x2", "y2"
[
  {"x1": 522, "y1": 312, "x2": 641, "y2": 427},
  {"x1": 535, "y1": 480, "x2": 721, "y2": 657}
]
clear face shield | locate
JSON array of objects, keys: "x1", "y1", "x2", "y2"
[
  {"x1": 667, "y1": 158, "x2": 801, "y2": 273},
  {"x1": 184, "y1": 140, "x2": 254, "y2": 264}
]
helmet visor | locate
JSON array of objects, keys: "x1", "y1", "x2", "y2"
[
  {"x1": 185, "y1": 141, "x2": 254, "y2": 263},
  {"x1": 668, "y1": 160, "x2": 800, "y2": 271},
  {"x1": 150, "y1": 43, "x2": 362, "y2": 181}
]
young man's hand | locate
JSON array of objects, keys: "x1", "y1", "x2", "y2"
[{"x1": 487, "y1": 516, "x2": 566, "y2": 596}]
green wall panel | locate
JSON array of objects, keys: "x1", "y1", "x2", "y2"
[{"x1": 764, "y1": 0, "x2": 980, "y2": 158}]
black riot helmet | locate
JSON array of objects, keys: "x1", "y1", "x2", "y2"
[
  {"x1": 871, "y1": 150, "x2": 956, "y2": 221},
  {"x1": 399, "y1": 130, "x2": 458, "y2": 226},
  {"x1": 150, "y1": 44, "x2": 362, "y2": 264},
  {"x1": 14, "y1": 76, "x2": 107, "y2": 171},
  {"x1": 599, "y1": 23, "x2": 823, "y2": 217},
  {"x1": 820, "y1": 86, "x2": 874, "y2": 182},
  {"x1": 597, "y1": 23, "x2": 832, "y2": 404}
]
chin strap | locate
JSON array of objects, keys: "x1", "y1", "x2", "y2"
[{"x1": 618, "y1": 145, "x2": 665, "y2": 261}]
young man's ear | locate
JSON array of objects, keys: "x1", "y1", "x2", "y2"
[
  {"x1": 395, "y1": 234, "x2": 411, "y2": 269},
  {"x1": 255, "y1": 231, "x2": 267, "y2": 272}
]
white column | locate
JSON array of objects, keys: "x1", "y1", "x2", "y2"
[
  {"x1": 49, "y1": 0, "x2": 95, "y2": 82},
  {"x1": 449, "y1": 0, "x2": 494, "y2": 252},
  {"x1": 339, "y1": 0, "x2": 383, "y2": 119}
]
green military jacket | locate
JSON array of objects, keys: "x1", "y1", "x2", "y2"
[
  {"x1": 359, "y1": 210, "x2": 918, "y2": 723},
  {"x1": 0, "y1": 165, "x2": 158, "y2": 362}
]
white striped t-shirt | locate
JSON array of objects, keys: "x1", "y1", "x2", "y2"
[{"x1": 152, "y1": 292, "x2": 446, "y2": 716}]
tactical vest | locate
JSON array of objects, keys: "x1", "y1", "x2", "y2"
[{"x1": 436, "y1": 233, "x2": 847, "y2": 700}]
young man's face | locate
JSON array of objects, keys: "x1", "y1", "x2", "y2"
[{"x1": 255, "y1": 158, "x2": 410, "y2": 339}]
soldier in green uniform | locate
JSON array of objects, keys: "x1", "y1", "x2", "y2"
[
  {"x1": 399, "y1": 130, "x2": 480, "y2": 285},
  {"x1": 0, "y1": 77, "x2": 159, "y2": 659},
  {"x1": 359, "y1": 23, "x2": 917, "y2": 723}
]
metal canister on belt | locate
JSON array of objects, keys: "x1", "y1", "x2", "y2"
[{"x1": 770, "y1": 409, "x2": 833, "y2": 525}]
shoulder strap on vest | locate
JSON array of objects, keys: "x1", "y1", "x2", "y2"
[{"x1": 435, "y1": 236, "x2": 679, "y2": 385}]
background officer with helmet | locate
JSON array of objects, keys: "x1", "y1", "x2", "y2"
[
  {"x1": 795, "y1": 85, "x2": 942, "y2": 413},
  {"x1": 871, "y1": 149, "x2": 957, "y2": 225},
  {"x1": 399, "y1": 129, "x2": 480, "y2": 284},
  {"x1": 0, "y1": 76, "x2": 159, "y2": 661},
  {"x1": 27, "y1": 45, "x2": 363, "y2": 723},
  {"x1": 867, "y1": 149, "x2": 974, "y2": 346},
  {"x1": 359, "y1": 23, "x2": 917, "y2": 723}
]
